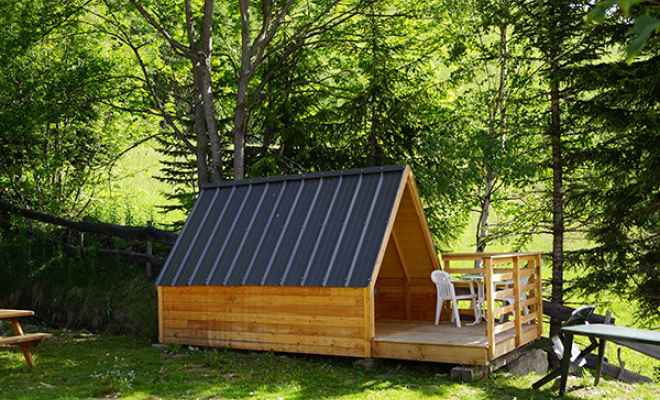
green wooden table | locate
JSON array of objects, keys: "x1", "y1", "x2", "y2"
[{"x1": 558, "y1": 324, "x2": 660, "y2": 395}]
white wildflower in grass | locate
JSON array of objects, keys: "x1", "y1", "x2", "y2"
[{"x1": 92, "y1": 365, "x2": 135, "y2": 395}]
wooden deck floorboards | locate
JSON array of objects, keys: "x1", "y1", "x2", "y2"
[{"x1": 372, "y1": 319, "x2": 539, "y2": 366}]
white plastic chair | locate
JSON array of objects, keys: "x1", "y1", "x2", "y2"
[
  {"x1": 431, "y1": 270, "x2": 478, "y2": 328},
  {"x1": 496, "y1": 274, "x2": 530, "y2": 321}
]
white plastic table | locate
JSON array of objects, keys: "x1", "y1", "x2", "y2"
[{"x1": 460, "y1": 274, "x2": 486, "y2": 324}]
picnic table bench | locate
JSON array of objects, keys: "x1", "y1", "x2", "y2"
[{"x1": 0, "y1": 309, "x2": 52, "y2": 367}]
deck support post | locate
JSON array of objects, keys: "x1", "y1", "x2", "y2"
[
  {"x1": 353, "y1": 357, "x2": 382, "y2": 371},
  {"x1": 450, "y1": 365, "x2": 489, "y2": 382},
  {"x1": 157, "y1": 286, "x2": 164, "y2": 343},
  {"x1": 363, "y1": 287, "x2": 374, "y2": 358}
]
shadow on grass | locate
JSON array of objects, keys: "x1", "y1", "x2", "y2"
[{"x1": 0, "y1": 333, "x2": 629, "y2": 400}]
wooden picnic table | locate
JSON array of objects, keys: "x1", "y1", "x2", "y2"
[
  {"x1": 0, "y1": 309, "x2": 52, "y2": 367},
  {"x1": 558, "y1": 323, "x2": 660, "y2": 395}
]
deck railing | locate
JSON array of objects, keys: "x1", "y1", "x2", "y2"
[{"x1": 441, "y1": 252, "x2": 544, "y2": 360}]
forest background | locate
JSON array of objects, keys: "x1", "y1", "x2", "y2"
[{"x1": 0, "y1": 0, "x2": 659, "y2": 342}]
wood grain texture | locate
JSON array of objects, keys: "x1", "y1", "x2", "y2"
[{"x1": 160, "y1": 285, "x2": 368, "y2": 358}]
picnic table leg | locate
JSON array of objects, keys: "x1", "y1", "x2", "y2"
[
  {"x1": 8, "y1": 317, "x2": 36, "y2": 367},
  {"x1": 532, "y1": 365, "x2": 562, "y2": 389},
  {"x1": 594, "y1": 338, "x2": 606, "y2": 386},
  {"x1": 19, "y1": 345, "x2": 36, "y2": 368},
  {"x1": 10, "y1": 318, "x2": 24, "y2": 335},
  {"x1": 558, "y1": 332, "x2": 574, "y2": 396}
]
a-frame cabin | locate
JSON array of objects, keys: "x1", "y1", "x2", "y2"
[{"x1": 156, "y1": 165, "x2": 543, "y2": 365}]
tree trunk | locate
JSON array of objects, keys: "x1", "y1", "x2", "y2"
[
  {"x1": 548, "y1": 2, "x2": 565, "y2": 336},
  {"x1": 187, "y1": 0, "x2": 222, "y2": 183},
  {"x1": 130, "y1": 0, "x2": 222, "y2": 185},
  {"x1": 192, "y1": 66, "x2": 210, "y2": 187},
  {"x1": 233, "y1": 0, "x2": 254, "y2": 181},
  {"x1": 549, "y1": 66, "x2": 564, "y2": 335},
  {"x1": 369, "y1": 15, "x2": 379, "y2": 168},
  {"x1": 200, "y1": 0, "x2": 222, "y2": 182},
  {"x1": 476, "y1": 170, "x2": 495, "y2": 253},
  {"x1": 475, "y1": 24, "x2": 508, "y2": 263}
]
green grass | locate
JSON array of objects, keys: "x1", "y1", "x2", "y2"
[
  {"x1": 0, "y1": 331, "x2": 658, "y2": 400},
  {"x1": 91, "y1": 142, "x2": 186, "y2": 227}
]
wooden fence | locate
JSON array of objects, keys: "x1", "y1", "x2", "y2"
[
  {"x1": 442, "y1": 252, "x2": 544, "y2": 360},
  {"x1": 0, "y1": 200, "x2": 178, "y2": 277}
]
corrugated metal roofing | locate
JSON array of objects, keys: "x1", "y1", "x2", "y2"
[{"x1": 156, "y1": 165, "x2": 407, "y2": 288}]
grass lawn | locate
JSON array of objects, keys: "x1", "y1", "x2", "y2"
[{"x1": 1, "y1": 330, "x2": 658, "y2": 400}]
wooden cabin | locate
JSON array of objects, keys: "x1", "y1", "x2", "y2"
[{"x1": 156, "y1": 165, "x2": 543, "y2": 366}]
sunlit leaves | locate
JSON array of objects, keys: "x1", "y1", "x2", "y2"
[
  {"x1": 588, "y1": 0, "x2": 660, "y2": 63},
  {"x1": 627, "y1": 14, "x2": 660, "y2": 61}
]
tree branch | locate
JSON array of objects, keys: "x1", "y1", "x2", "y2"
[{"x1": 128, "y1": 0, "x2": 197, "y2": 59}]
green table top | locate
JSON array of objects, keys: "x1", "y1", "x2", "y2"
[{"x1": 561, "y1": 323, "x2": 660, "y2": 346}]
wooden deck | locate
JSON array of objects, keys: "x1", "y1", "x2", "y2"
[{"x1": 372, "y1": 319, "x2": 541, "y2": 366}]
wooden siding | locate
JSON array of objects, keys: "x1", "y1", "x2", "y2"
[{"x1": 160, "y1": 285, "x2": 368, "y2": 358}]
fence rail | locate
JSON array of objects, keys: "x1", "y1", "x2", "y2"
[
  {"x1": 442, "y1": 252, "x2": 544, "y2": 360},
  {"x1": 0, "y1": 200, "x2": 178, "y2": 274}
]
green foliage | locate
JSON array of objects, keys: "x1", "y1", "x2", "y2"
[
  {"x1": 627, "y1": 14, "x2": 660, "y2": 60},
  {"x1": 589, "y1": 1, "x2": 660, "y2": 62},
  {"x1": 441, "y1": 0, "x2": 550, "y2": 251},
  {"x1": 153, "y1": 129, "x2": 199, "y2": 227},
  {"x1": 565, "y1": 53, "x2": 660, "y2": 324},
  {"x1": 240, "y1": 0, "x2": 469, "y2": 244},
  {"x1": 0, "y1": 0, "x2": 143, "y2": 217}
]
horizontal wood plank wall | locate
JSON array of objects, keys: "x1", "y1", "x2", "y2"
[
  {"x1": 374, "y1": 243, "x2": 436, "y2": 321},
  {"x1": 372, "y1": 341, "x2": 488, "y2": 365},
  {"x1": 160, "y1": 286, "x2": 367, "y2": 358},
  {"x1": 409, "y1": 278, "x2": 436, "y2": 320},
  {"x1": 375, "y1": 239, "x2": 405, "y2": 319}
]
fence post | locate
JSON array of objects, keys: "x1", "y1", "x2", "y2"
[
  {"x1": 484, "y1": 255, "x2": 495, "y2": 360},
  {"x1": 513, "y1": 255, "x2": 521, "y2": 347},
  {"x1": 146, "y1": 221, "x2": 153, "y2": 278}
]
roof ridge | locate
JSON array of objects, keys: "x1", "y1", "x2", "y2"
[{"x1": 201, "y1": 164, "x2": 407, "y2": 190}]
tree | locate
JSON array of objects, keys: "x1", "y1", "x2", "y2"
[
  {"x1": 445, "y1": 0, "x2": 545, "y2": 257},
  {"x1": 0, "y1": 0, "x2": 127, "y2": 217},
  {"x1": 495, "y1": 0, "x2": 614, "y2": 333},
  {"x1": 566, "y1": 5, "x2": 660, "y2": 324},
  {"x1": 123, "y1": 0, "x2": 387, "y2": 182},
  {"x1": 127, "y1": 0, "x2": 222, "y2": 184},
  {"x1": 244, "y1": 0, "x2": 469, "y2": 244}
]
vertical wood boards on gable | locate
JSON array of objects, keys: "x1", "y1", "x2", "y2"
[
  {"x1": 392, "y1": 178, "x2": 440, "y2": 277},
  {"x1": 160, "y1": 286, "x2": 368, "y2": 358},
  {"x1": 372, "y1": 167, "x2": 439, "y2": 322}
]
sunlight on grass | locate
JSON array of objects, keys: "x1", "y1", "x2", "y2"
[
  {"x1": 91, "y1": 142, "x2": 185, "y2": 227},
  {"x1": 1, "y1": 332, "x2": 657, "y2": 400}
]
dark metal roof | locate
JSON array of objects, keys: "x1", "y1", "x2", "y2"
[{"x1": 156, "y1": 165, "x2": 407, "y2": 288}]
